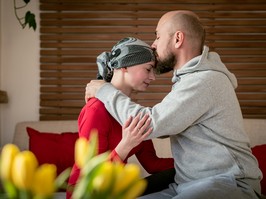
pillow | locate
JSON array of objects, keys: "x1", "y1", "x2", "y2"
[
  {"x1": 251, "y1": 144, "x2": 266, "y2": 195},
  {"x1": 27, "y1": 127, "x2": 79, "y2": 176}
]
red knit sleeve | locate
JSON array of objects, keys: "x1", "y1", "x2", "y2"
[
  {"x1": 108, "y1": 150, "x2": 124, "y2": 163},
  {"x1": 135, "y1": 140, "x2": 174, "y2": 174}
]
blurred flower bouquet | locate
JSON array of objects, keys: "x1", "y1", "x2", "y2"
[
  {"x1": 0, "y1": 130, "x2": 146, "y2": 199},
  {"x1": 0, "y1": 143, "x2": 71, "y2": 199},
  {"x1": 70, "y1": 131, "x2": 146, "y2": 199}
]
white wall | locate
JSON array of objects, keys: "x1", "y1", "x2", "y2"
[{"x1": 0, "y1": 0, "x2": 39, "y2": 146}]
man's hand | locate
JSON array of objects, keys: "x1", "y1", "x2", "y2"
[{"x1": 84, "y1": 80, "x2": 106, "y2": 102}]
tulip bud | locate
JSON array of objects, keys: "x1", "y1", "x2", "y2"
[
  {"x1": 112, "y1": 164, "x2": 141, "y2": 195},
  {"x1": 92, "y1": 161, "x2": 114, "y2": 192},
  {"x1": 75, "y1": 130, "x2": 99, "y2": 169},
  {"x1": 113, "y1": 162, "x2": 124, "y2": 175},
  {"x1": 123, "y1": 179, "x2": 147, "y2": 199},
  {"x1": 31, "y1": 164, "x2": 57, "y2": 197},
  {"x1": 0, "y1": 144, "x2": 20, "y2": 182},
  {"x1": 75, "y1": 137, "x2": 90, "y2": 168},
  {"x1": 12, "y1": 151, "x2": 38, "y2": 190}
]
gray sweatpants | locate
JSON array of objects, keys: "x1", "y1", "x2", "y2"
[{"x1": 138, "y1": 174, "x2": 260, "y2": 199}]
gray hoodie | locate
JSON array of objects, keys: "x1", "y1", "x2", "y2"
[{"x1": 96, "y1": 46, "x2": 262, "y2": 193}]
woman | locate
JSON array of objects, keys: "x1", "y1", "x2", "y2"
[{"x1": 67, "y1": 37, "x2": 174, "y2": 198}]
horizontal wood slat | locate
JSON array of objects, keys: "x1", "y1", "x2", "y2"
[
  {"x1": 40, "y1": 0, "x2": 266, "y2": 120},
  {"x1": 40, "y1": 0, "x2": 266, "y2": 3},
  {"x1": 40, "y1": 4, "x2": 266, "y2": 12}
]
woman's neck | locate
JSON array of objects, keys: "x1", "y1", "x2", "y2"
[{"x1": 111, "y1": 76, "x2": 132, "y2": 97}]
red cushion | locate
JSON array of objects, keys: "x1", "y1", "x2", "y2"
[
  {"x1": 27, "y1": 127, "x2": 78, "y2": 176},
  {"x1": 252, "y1": 144, "x2": 266, "y2": 195}
]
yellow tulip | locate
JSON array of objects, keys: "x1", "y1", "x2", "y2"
[
  {"x1": 92, "y1": 161, "x2": 114, "y2": 192},
  {"x1": 112, "y1": 164, "x2": 141, "y2": 195},
  {"x1": 113, "y1": 162, "x2": 124, "y2": 175},
  {"x1": 87, "y1": 129, "x2": 99, "y2": 157},
  {"x1": 0, "y1": 144, "x2": 20, "y2": 182},
  {"x1": 123, "y1": 179, "x2": 147, "y2": 199},
  {"x1": 31, "y1": 164, "x2": 57, "y2": 197},
  {"x1": 75, "y1": 137, "x2": 90, "y2": 168},
  {"x1": 75, "y1": 130, "x2": 99, "y2": 168},
  {"x1": 12, "y1": 151, "x2": 38, "y2": 190}
]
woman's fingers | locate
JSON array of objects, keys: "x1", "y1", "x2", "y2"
[
  {"x1": 141, "y1": 127, "x2": 153, "y2": 139},
  {"x1": 138, "y1": 113, "x2": 150, "y2": 127},
  {"x1": 134, "y1": 114, "x2": 152, "y2": 137},
  {"x1": 123, "y1": 112, "x2": 153, "y2": 137},
  {"x1": 127, "y1": 112, "x2": 141, "y2": 130},
  {"x1": 123, "y1": 115, "x2": 133, "y2": 129},
  {"x1": 135, "y1": 114, "x2": 149, "y2": 130}
]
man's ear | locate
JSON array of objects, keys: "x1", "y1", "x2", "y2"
[{"x1": 174, "y1": 31, "x2": 183, "y2": 48}]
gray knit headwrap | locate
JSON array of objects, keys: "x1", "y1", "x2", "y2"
[{"x1": 96, "y1": 37, "x2": 155, "y2": 82}]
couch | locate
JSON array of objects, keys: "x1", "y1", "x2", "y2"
[{"x1": 12, "y1": 118, "x2": 266, "y2": 198}]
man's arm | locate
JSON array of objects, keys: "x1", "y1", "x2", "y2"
[
  {"x1": 85, "y1": 80, "x2": 153, "y2": 133},
  {"x1": 85, "y1": 81, "x2": 178, "y2": 139},
  {"x1": 95, "y1": 83, "x2": 148, "y2": 127},
  {"x1": 85, "y1": 74, "x2": 212, "y2": 139}
]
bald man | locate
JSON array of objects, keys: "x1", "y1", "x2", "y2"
[{"x1": 85, "y1": 11, "x2": 262, "y2": 199}]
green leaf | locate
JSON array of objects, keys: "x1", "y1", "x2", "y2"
[
  {"x1": 2, "y1": 180, "x2": 18, "y2": 199},
  {"x1": 72, "y1": 152, "x2": 109, "y2": 199},
  {"x1": 54, "y1": 168, "x2": 72, "y2": 191},
  {"x1": 18, "y1": 189, "x2": 32, "y2": 199},
  {"x1": 25, "y1": 11, "x2": 37, "y2": 31}
]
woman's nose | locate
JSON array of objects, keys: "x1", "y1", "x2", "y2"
[{"x1": 150, "y1": 71, "x2": 156, "y2": 80}]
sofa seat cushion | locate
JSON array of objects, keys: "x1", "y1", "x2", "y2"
[
  {"x1": 252, "y1": 144, "x2": 266, "y2": 195},
  {"x1": 27, "y1": 127, "x2": 78, "y2": 175}
]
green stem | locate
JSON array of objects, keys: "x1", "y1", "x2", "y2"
[
  {"x1": 19, "y1": 189, "x2": 32, "y2": 199},
  {"x1": 13, "y1": 0, "x2": 26, "y2": 28}
]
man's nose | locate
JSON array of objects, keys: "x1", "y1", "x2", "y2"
[{"x1": 151, "y1": 40, "x2": 156, "y2": 49}]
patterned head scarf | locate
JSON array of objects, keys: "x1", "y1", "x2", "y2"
[{"x1": 96, "y1": 37, "x2": 156, "y2": 82}]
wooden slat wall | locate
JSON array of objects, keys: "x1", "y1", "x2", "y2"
[{"x1": 40, "y1": 0, "x2": 266, "y2": 120}]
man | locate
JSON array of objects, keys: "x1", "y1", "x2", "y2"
[{"x1": 85, "y1": 10, "x2": 262, "y2": 199}]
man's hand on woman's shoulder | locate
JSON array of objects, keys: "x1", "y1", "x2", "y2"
[{"x1": 85, "y1": 80, "x2": 106, "y2": 102}]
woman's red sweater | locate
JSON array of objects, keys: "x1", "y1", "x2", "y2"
[{"x1": 67, "y1": 98, "x2": 174, "y2": 198}]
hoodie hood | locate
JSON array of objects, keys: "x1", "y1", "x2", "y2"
[{"x1": 172, "y1": 46, "x2": 238, "y2": 89}]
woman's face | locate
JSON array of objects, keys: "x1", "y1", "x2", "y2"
[{"x1": 125, "y1": 61, "x2": 156, "y2": 92}]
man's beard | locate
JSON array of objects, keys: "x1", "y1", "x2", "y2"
[{"x1": 155, "y1": 52, "x2": 176, "y2": 74}]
